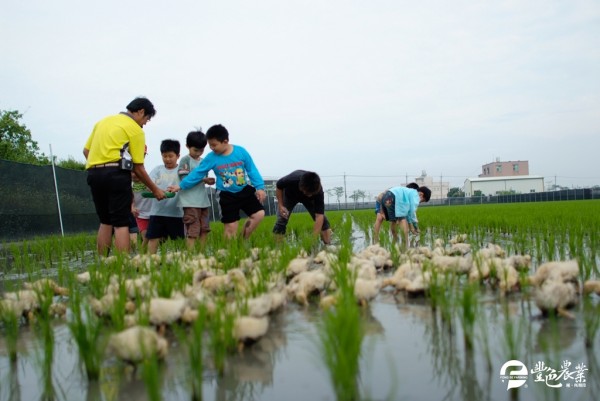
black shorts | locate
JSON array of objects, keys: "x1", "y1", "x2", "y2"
[
  {"x1": 145, "y1": 216, "x2": 185, "y2": 240},
  {"x1": 87, "y1": 167, "x2": 132, "y2": 227},
  {"x1": 272, "y1": 197, "x2": 330, "y2": 235},
  {"x1": 218, "y1": 186, "x2": 264, "y2": 224}
]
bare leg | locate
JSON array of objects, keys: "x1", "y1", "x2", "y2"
[
  {"x1": 186, "y1": 237, "x2": 196, "y2": 250},
  {"x1": 373, "y1": 213, "x2": 385, "y2": 244},
  {"x1": 389, "y1": 221, "x2": 399, "y2": 243},
  {"x1": 321, "y1": 228, "x2": 332, "y2": 245},
  {"x1": 147, "y1": 238, "x2": 160, "y2": 255},
  {"x1": 399, "y1": 219, "x2": 409, "y2": 248},
  {"x1": 140, "y1": 230, "x2": 148, "y2": 250},
  {"x1": 97, "y1": 224, "x2": 113, "y2": 256},
  {"x1": 113, "y1": 226, "x2": 131, "y2": 254},
  {"x1": 242, "y1": 210, "x2": 265, "y2": 239},
  {"x1": 224, "y1": 222, "x2": 240, "y2": 239}
]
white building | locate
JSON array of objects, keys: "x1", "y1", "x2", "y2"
[
  {"x1": 463, "y1": 176, "x2": 545, "y2": 197},
  {"x1": 414, "y1": 171, "x2": 449, "y2": 200}
]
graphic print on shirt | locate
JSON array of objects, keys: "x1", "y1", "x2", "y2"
[{"x1": 217, "y1": 162, "x2": 246, "y2": 189}]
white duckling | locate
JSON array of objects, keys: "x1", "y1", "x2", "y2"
[
  {"x1": 233, "y1": 316, "x2": 269, "y2": 350},
  {"x1": 23, "y1": 278, "x2": 69, "y2": 296},
  {"x1": 107, "y1": 325, "x2": 168, "y2": 364},
  {"x1": 530, "y1": 260, "x2": 580, "y2": 318}
]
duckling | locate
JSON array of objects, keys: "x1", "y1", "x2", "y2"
[
  {"x1": 233, "y1": 316, "x2": 269, "y2": 351},
  {"x1": 583, "y1": 280, "x2": 600, "y2": 296},
  {"x1": 528, "y1": 260, "x2": 579, "y2": 287},
  {"x1": 89, "y1": 292, "x2": 136, "y2": 317},
  {"x1": 447, "y1": 243, "x2": 471, "y2": 256},
  {"x1": 449, "y1": 233, "x2": 468, "y2": 244},
  {"x1": 285, "y1": 257, "x2": 311, "y2": 279},
  {"x1": 354, "y1": 277, "x2": 381, "y2": 306},
  {"x1": 430, "y1": 255, "x2": 473, "y2": 275},
  {"x1": 534, "y1": 279, "x2": 579, "y2": 319},
  {"x1": 201, "y1": 268, "x2": 247, "y2": 294},
  {"x1": 23, "y1": 278, "x2": 69, "y2": 296},
  {"x1": 107, "y1": 326, "x2": 168, "y2": 365},
  {"x1": 530, "y1": 260, "x2": 580, "y2": 318},
  {"x1": 286, "y1": 269, "x2": 330, "y2": 305}
]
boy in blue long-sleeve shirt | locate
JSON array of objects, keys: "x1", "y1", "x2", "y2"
[
  {"x1": 375, "y1": 185, "x2": 431, "y2": 246},
  {"x1": 168, "y1": 124, "x2": 266, "y2": 240}
]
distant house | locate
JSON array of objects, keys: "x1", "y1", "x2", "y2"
[
  {"x1": 479, "y1": 159, "x2": 529, "y2": 177},
  {"x1": 414, "y1": 171, "x2": 449, "y2": 200},
  {"x1": 464, "y1": 176, "x2": 544, "y2": 196}
]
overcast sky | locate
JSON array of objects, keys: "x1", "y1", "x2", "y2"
[{"x1": 2, "y1": 0, "x2": 599, "y2": 197}]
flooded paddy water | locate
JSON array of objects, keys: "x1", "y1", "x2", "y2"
[{"x1": 0, "y1": 206, "x2": 599, "y2": 401}]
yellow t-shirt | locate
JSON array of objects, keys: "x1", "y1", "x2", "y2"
[{"x1": 84, "y1": 113, "x2": 146, "y2": 168}]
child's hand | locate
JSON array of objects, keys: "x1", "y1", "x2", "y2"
[
  {"x1": 203, "y1": 177, "x2": 216, "y2": 185},
  {"x1": 279, "y1": 206, "x2": 290, "y2": 219},
  {"x1": 167, "y1": 184, "x2": 181, "y2": 193},
  {"x1": 255, "y1": 189, "x2": 266, "y2": 203}
]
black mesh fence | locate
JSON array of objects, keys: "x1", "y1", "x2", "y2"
[
  {"x1": 0, "y1": 159, "x2": 98, "y2": 240},
  {"x1": 1, "y1": 159, "x2": 598, "y2": 240}
]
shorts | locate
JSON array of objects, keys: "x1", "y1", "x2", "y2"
[
  {"x1": 145, "y1": 216, "x2": 185, "y2": 240},
  {"x1": 128, "y1": 213, "x2": 139, "y2": 234},
  {"x1": 218, "y1": 186, "x2": 265, "y2": 224},
  {"x1": 273, "y1": 197, "x2": 330, "y2": 235},
  {"x1": 136, "y1": 217, "x2": 150, "y2": 232},
  {"x1": 87, "y1": 167, "x2": 132, "y2": 227},
  {"x1": 183, "y1": 207, "x2": 211, "y2": 238}
]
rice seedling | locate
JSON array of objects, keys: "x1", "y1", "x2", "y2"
[
  {"x1": 0, "y1": 305, "x2": 20, "y2": 363},
  {"x1": 316, "y1": 282, "x2": 364, "y2": 401},
  {"x1": 582, "y1": 295, "x2": 600, "y2": 349},
  {"x1": 140, "y1": 352, "x2": 163, "y2": 401},
  {"x1": 174, "y1": 305, "x2": 207, "y2": 401},
  {"x1": 34, "y1": 306, "x2": 56, "y2": 401},
  {"x1": 456, "y1": 281, "x2": 479, "y2": 350},
  {"x1": 207, "y1": 299, "x2": 237, "y2": 376},
  {"x1": 68, "y1": 287, "x2": 106, "y2": 381}
]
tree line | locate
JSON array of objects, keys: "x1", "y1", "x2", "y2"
[{"x1": 0, "y1": 109, "x2": 86, "y2": 170}]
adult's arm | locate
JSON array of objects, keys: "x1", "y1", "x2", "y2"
[{"x1": 133, "y1": 164, "x2": 166, "y2": 200}]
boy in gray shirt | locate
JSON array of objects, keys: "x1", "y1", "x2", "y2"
[{"x1": 178, "y1": 131, "x2": 215, "y2": 249}]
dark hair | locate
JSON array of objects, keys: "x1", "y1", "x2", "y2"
[
  {"x1": 299, "y1": 171, "x2": 322, "y2": 195},
  {"x1": 186, "y1": 130, "x2": 207, "y2": 149},
  {"x1": 206, "y1": 124, "x2": 229, "y2": 142},
  {"x1": 160, "y1": 139, "x2": 180, "y2": 155},
  {"x1": 419, "y1": 186, "x2": 432, "y2": 202},
  {"x1": 126, "y1": 97, "x2": 156, "y2": 118},
  {"x1": 406, "y1": 182, "x2": 419, "y2": 190}
]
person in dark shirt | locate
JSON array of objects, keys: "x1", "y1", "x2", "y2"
[{"x1": 272, "y1": 170, "x2": 332, "y2": 244}]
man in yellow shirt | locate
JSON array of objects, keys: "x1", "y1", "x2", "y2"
[{"x1": 83, "y1": 97, "x2": 165, "y2": 256}]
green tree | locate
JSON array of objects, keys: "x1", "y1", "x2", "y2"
[
  {"x1": 56, "y1": 156, "x2": 86, "y2": 171},
  {"x1": 328, "y1": 186, "x2": 344, "y2": 209},
  {"x1": 447, "y1": 187, "x2": 465, "y2": 197},
  {"x1": 0, "y1": 110, "x2": 49, "y2": 164}
]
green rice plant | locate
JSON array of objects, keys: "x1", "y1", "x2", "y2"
[
  {"x1": 500, "y1": 300, "x2": 526, "y2": 362},
  {"x1": 0, "y1": 304, "x2": 20, "y2": 363},
  {"x1": 316, "y1": 283, "x2": 363, "y2": 401},
  {"x1": 456, "y1": 282, "x2": 479, "y2": 350},
  {"x1": 140, "y1": 353, "x2": 163, "y2": 401},
  {"x1": 175, "y1": 305, "x2": 207, "y2": 401},
  {"x1": 68, "y1": 288, "x2": 106, "y2": 381},
  {"x1": 34, "y1": 304, "x2": 56, "y2": 401},
  {"x1": 207, "y1": 299, "x2": 237, "y2": 376},
  {"x1": 582, "y1": 295, "x2": 600, "y2": 349}
]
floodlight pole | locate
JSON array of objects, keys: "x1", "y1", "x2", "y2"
[{"x1": 49, "y1": 144, "x2": 65, "y2": 237}]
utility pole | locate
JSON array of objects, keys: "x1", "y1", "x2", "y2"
[{"x1": 343, "y1": 172, "x2": 347, "y2": 208}]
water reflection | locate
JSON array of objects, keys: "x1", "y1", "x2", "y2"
[{"x1": 211, "y1": 310, "x2": 288, "y2": 401}]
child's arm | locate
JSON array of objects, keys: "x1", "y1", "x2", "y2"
[{"x1": 172, "y1": 156, "x2": 213, "y2": 192}]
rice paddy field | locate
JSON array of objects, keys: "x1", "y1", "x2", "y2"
[{"x1": 0, "y1": 200, "x2": 599, "y2": 401}]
